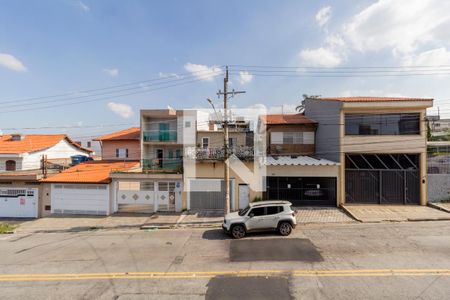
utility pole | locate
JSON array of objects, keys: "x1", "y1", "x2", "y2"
[
  {"x1": 41, "y1": 155, "x2": 48, "y2": 179},
  {"x1": 217, "y1": 66, "x2": 245, "y2": 215}
]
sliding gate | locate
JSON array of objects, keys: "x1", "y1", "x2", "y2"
[{"x1": 345, "y1": 154, "x2": 420, "y2": 204}]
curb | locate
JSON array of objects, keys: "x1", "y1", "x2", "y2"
[
  {"x1": 141, "y1": 223, "x2": 221, "y2": 230},
  {"x1": 339, "y1": 205, "x2": 363, "y2": 223},
  {"x1": 428, "y1": 202, "x2": 450, "y2": 214}
]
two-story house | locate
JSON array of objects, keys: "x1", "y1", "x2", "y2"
[
  {"x1": 258, "y1": 114, "x2": 340, "y2": 206},
  {"x1": 95, "y1": 127, "x2": 140, "y2": 160},
  {"x1": 304, "y1": 96, "x2": 433, "y2": 206},
  {"x1": 0, "y1": 134, "x2": 92, "y2": 218},
  {"x1": 184, "y1": 117, "x2": 256, "y2": 211}
]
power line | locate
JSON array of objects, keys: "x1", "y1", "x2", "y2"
[{"x1": 0, "y1": 67, "x2": 224, "y2": 105}]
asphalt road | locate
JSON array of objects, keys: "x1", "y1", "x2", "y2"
[{"x1": 1, "y1": 221, "x2": 450, "y2": 299}]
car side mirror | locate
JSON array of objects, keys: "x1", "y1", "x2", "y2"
[{"x1": 249, "y1": 213, "x2": 254, "y2": 218}]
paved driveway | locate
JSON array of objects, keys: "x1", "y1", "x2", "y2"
[{"x1": 342, "y1": 204, "x2": 450, "y2": 222}]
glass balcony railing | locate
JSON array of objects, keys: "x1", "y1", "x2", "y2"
[
  {"x1": 142, "y1": 158, "x2": 182, "y2": 172},
  {"x1": 143, "y1": 130, "x2": 177, "y2": 142}
]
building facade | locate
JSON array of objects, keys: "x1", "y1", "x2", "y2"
[
  {"x1": 305, "y1": 96, "x2": 433, "y2": 206},
  {"x1": 259, "y1": 114, "x2": 340, "y2": 206}
]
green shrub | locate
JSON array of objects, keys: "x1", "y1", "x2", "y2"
[{"x1": 0, "y1": 223, "x2": 16, "y2": 234}]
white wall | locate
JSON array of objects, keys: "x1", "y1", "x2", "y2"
[{"x1": 20, "y1": 139, "x2": 90, "y2": 171}]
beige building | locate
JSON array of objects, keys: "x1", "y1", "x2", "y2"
[
  {"x1": 259, "y1": 114, "x2": 340, "y2": 206},
  {"x1": 305, "y1": 96, "x2": 433, "y2": 206},
  {"x1": 95, "y1": 127, "x2": 140, "y2": 160},
  {"x1": 184, "y1": 118, "x2": 256, "y2": 210}
]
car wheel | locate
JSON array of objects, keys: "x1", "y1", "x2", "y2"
[
  {"x1": 278, "y1": 222, "x2": 292, "y2": 236},
  {"x1": 231, "y1": 224, "x2": 246, "y2": 239}
]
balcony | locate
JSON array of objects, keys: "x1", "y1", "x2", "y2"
[
  {"x1": 143, "y1": 130, "x2": 177, "y2": 142},
  {"x1": 142, "y1": 158, "x2": 182, "y2": 172},
  {"x1": 185, "y1": 146, "x2": 254, "y2": 161}
]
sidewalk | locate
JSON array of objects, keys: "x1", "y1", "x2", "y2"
[
  {"x1": 13, "y1": 213, "x2": 152, "y2": 233},
  {"x1": 341, "y1": 204, "x2": 450, "y2": 223},
  {"x1": 141, "y1": 210, "x2": 223, "y2": 229}
]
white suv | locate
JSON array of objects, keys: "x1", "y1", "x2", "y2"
[{"x1": 222, "y1": 201, "x2": 297, "y2": 239}]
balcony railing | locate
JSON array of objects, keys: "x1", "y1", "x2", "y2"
[
  {"x1": 184, "y1": 146, "x2": 254, "y2": 160},
  {"x1": 143, "y1": 130, "x2": 177, "y2": 142},
  {"x1": 142, "y1": 158, "x2": 182, "y2": 172}
]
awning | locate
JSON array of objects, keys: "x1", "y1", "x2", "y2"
[{"x1": 263, "y1": 156, "x2": 339, "y2": 166}]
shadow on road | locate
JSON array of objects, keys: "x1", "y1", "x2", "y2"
[
  {"x1": 202, "y1": 229, "x2": 229, "y2": 240},
  {"x1": 206, "y1": 276, "x2": 293, "y2": 300}
]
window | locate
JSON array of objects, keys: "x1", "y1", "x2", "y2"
[
  {"x1": 249, "y1": 207, "x2": 265, "y2": 216},
  {"x1": 87, "y1": 141, "x2": 92, "y2": 148},
  {"x1": 228, "y1": 137, "x2": 237, "y2": 148},
  {"x1": 158, "y1": 182, "x2": 168, "y2": 191},
  {"x1": 185, "y1": 121, "x2": 191, "y2": 128},
  {"x1": 5, "y1": 160, "x2": 16, "y2": 171},
  {"x1": 202, "y1": 137, "x2": 209, "y2": 149},
  {"x1": 282, "y1": 132, "x2": 303, "y2": 144},
  {"x1": 140, "y1": 182, "x2": 154, "y2": 191},
  {"x1": 266, "y1": 206, "x2": 282, "y2": 215},
  {"x1": 116, "y1": 148, "x2": 128, "y2": 158},
  {"x1": 345, "y1": 113, "x2": 420, "y2": 135}
]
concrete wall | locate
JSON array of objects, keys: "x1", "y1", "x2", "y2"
[
  {"x1": 101, "y1": 140, "x2": 140, "y2": 160},
  {"x1": 190, "y1": 161, "x2": 262, "y2": 210},
  {"x1": 428, "y1": 174, "x2": 450, "y2": 202},
  {"x1": 304, "y1": 99, "x2": 342, "y2": 162}
]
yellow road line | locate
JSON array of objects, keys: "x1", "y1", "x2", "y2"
[
  {"x1": 1, "y1": 268, "x2": 450, "y2": 277},
  {"x1": 1, "y1": 269, "x2": 450, "y2": 282}
]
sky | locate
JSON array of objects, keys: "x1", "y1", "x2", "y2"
[{"x1": 1, "y1": 0, "x2": 450, "y2": 141}]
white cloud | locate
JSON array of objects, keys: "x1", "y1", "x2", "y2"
[
  {"x1": 299, "y1": 0, "x2": 450, "y2": 67},
  {"x1": 344, "y1": 0, "x2": 450, "y2": 55},
  {"x1": 339, "y1": 89, "x2": 409, "y2": 98},
  {"x1": 316, "y1": 6, "x2": 332, "y2": 27},
  {"x1": 299, "y1": 47, "x2": 343, "y2": 67},
  {"x1": 0, "y1": 53, "x2": 27, "y2": 72},
  {"x1": 107, "y1": 102, "x2": 134, "y2": 119},
  {"x1": 238, "y1": 71, "x2": 253, "y2": 85},
  {"x1": 159, "y1": 72, "x2": 181, "y2": 79},
  {"x1": 103, "y1": 68, "x2": 119, "y2": 77},
  {"x1": 77, "y1": 1, "x2": 90, "y2": 12},
  {"x1": 402, "y1": 47, "x2": 450, "y2": 66},
  {"x1": 184, "y1": 63, "x2": 222, "y2": 81}
]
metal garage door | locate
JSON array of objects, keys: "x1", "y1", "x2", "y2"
[
  {"x1": 51, "y1": 184, "x2": 109, "y2": 215},
  {"x1": 266, "y1": 177, "x2": 336, "y2": 206},
  {"x1": 0, "y1": 188, "x2": 38, "y2": 218},
  {"x1": 189, "y1": 179, "x2": 234, "y2": 210},
  {"x1": 345, "y1": 154, "x2": 420, "y2": 204}
]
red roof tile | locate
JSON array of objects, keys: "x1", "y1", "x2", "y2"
[
  {"x1": 0, "y1": 135, "x2": 92, "y2": 154},
  {"x1": 95, "y1": 127, "x2": 140, "y2": 141},
  {"x1": 41, "y1": 160, "x2": 139, "y2": 184},
  {"x1": 316, "y1": 96, "x2": 433, "y2": 102},
  {"x1": 260, "y1": 114, "x2": 317, "y2": 125}
]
